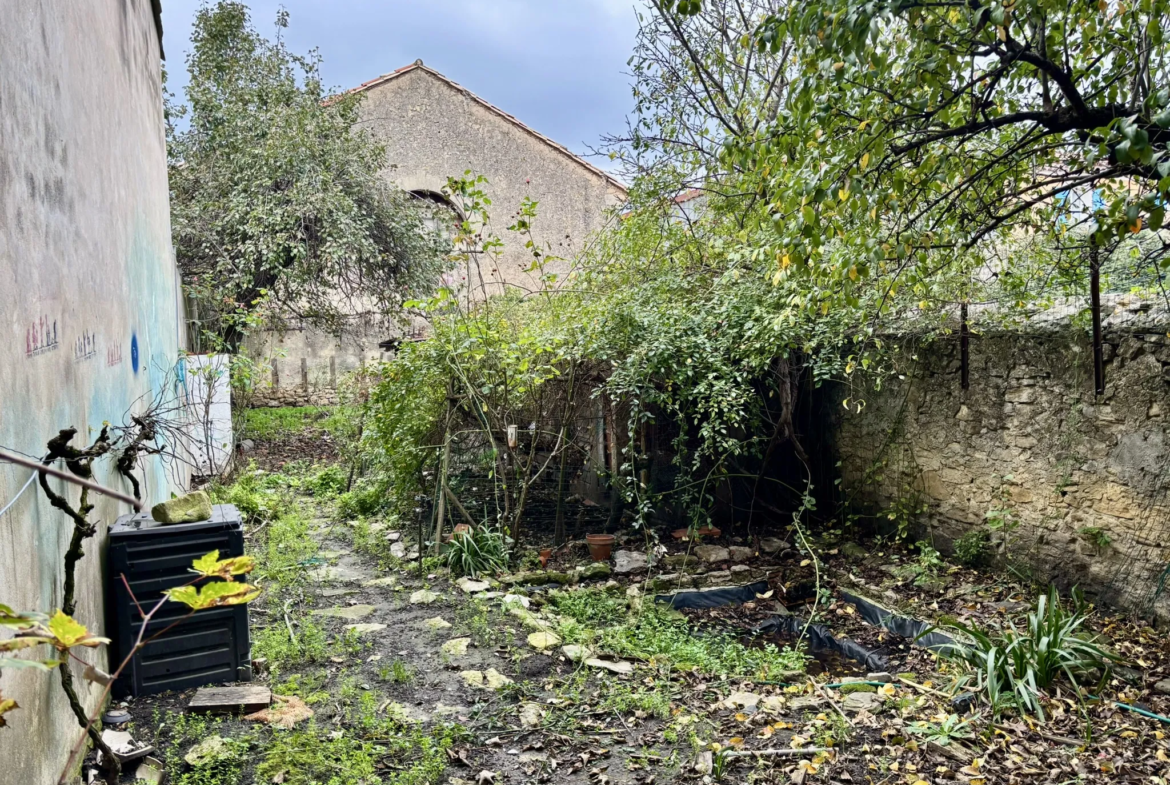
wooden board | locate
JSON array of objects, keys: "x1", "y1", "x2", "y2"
[{"x1": 187, "y1": 685, "x2": 272, "y2": 715}]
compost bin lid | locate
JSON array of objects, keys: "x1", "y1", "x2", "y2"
[{"x1": 110, "y1": 503, "x2": 242, "y2": 539}]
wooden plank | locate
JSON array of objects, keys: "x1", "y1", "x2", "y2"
[{"x1": 187, "y1": 685, "x2": 272, "y2": 715}]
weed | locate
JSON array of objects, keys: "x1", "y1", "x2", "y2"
[
  {"x1": 275, "y1": 671, "x2": 330, "y2": 703},
  {"x1": 907, "y1": 713, "x2": 974, "y2": 746},
  {"x1": 954, "y1": 529, "x2": 991, "y2": 567},
  {"x1": 256, "y1": 725, "x2": 381, "y2": 785},
  {"x1": 939, "y1": 585, "x2": 1118, "y2": 719},
  {"x1": 253, "y1": 619, "x2": 329, "y2": 675},
  {"x1": 548, "y1": 588, "x2": 627, "y2": 627},
  {"x1": 380, "y1": 659, "x2": 414, "y2": 684},
  {"x1": 1078, "y1": 526, "x2": 1112, "y2": 549},
  {"x1": 454, "y1": 598, "x2": 514, "y2": 647},
  {"x1": 598, "y1": 603, "x2": 806, "y2": 680},
  {"x1": 334, "y1": 627, "x2": 372, "y2": 658},
  {"x1": 895, "y1": 541, "x2": 947, "y2": 587},
  {"x1": 601, "y1": 682, "x2": 673, "y2": 719}
]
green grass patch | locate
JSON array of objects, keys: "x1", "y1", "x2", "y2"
[
  {"x1": 252, "y1": 618, "x2": 329, "y2": 675},
  {"x1": 243, "y1": 406, "x2": 344, "y2": 441},
  {"x1": 597, "y1": 603, "x2": 806, "y2": 680},
  {"x1": 548, "y1": 587, "x2": 627, "y2": 627}
]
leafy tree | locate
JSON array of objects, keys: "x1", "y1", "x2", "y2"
[
  {"x1": 636, "y1": 0, "x2": 1170, "y2": 321},
  {"x1": 168, "y1": 2, "x2": 446, "y2": 348}
]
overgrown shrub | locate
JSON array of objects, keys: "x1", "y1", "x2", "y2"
[{"x1": 939, "y1": 586, "x2": 1118, "y2": 719}]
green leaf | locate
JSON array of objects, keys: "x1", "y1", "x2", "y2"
[
  {"x1": 0, "y1": 637, "x2": 53, "y2": 653},
  {"x1": 165, "y1": 580, "x2": 261, "y2": 610},
  {"x1": 0, "y1": 657, "x2": 60, "y2": 672}
]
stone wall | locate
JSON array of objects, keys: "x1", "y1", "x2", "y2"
[
  {"x1": 829, "y1": 298, "x2": 1170, "y2": 619},
  {"x1": 0, "y1": 2, "x2": 182, "y2": 780}
]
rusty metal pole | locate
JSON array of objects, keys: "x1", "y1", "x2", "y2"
[
  {"x1": 0, "y1": 449, "x2": 143, "y2": 511},
  {"x1": 960, "y1": 302, "x2": 970, "y2": 390},
  {"x1": 1090, "y1": 246, "x2": 1105, "y2": 396}
]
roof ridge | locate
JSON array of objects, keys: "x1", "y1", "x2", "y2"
[{"x1": 346, "y1": 61, "x2": 628, "y2": 193}]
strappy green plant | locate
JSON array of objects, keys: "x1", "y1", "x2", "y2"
[
  {"x1": 938, "y1": 586, "x2": 1118, "y2": 720},
  {"x1": 440, "y1": 523, "x2": 508, "y2": 578}
]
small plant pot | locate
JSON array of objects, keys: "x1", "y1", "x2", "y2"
[
  {"x1": 671, "y1": 526, "x2": 722, "y2": 540},
  {"x1": 586, "y1": 533, "x2": 616, "y2": 562},
  {"x1": 539, "y1": 548, "x2": 552, "y2": 568},
  {"x1": 445, "y1": 523, "x2": 472, "y2": 543}
]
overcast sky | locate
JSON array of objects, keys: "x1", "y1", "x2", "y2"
[{"x1": 162, "y1": 0, "x2": 642, "y2": 164}]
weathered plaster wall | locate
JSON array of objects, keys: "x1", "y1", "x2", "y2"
[
  {"x1": 0, "y1": 1, "x2": 182, "y2": 780},
  {"x1": 830, "y1": 298, "x2": 1170, "y2": 619},
  {"x1": 246, "y1": 64, "x2": 626, "y2": 405}
]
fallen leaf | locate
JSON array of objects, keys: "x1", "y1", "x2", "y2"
[{"x1": 245, "y1": 695, "x2": 313, "y2": 729}]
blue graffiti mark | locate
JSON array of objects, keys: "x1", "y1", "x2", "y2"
[{"x1": 130, "y1": 333, "x2": 139, "y2": 374}]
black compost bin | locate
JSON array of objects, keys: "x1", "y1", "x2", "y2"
[{"x1": 106, "y1": 504, "x2": 252, "y2": 697}]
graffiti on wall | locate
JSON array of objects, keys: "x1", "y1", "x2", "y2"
[
  {"x1": 73, "y1": 330, "x2": 97, "y2": 362},
  {"x1": 106, "y1": 340, "x2": 123, "y2": 367},
  {"x1": 25, "y1": 315, "x2": 59, "y2": 358},
  {"x1": 131, "y1": 333, "x2": 139, "y2": 374}
]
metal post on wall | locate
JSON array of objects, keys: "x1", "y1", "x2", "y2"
[
  {"x1": 960, "y1": 302, "x2": 970, "y2": 390},
  {"x1": 1090, "y1": 245, "x2": 1105, "y2": 395}
]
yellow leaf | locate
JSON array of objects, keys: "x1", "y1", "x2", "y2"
[
  {"x1": 848, "y1": 265, "x2": 858, "y2": 282},
  {"x1": 191, "y1": 551, "x2": 256, "y2": 579},
  {"x1": 759, "y1": 725, "x2": 775, "y2": 738},
  {"x1": 800, "y1": 559, "x2": 811, "y2": 567},
  {"x1": 912, "y1": 781, "x2": 930, "y2": 785},
  {"x1": 735, "y1": 712, "x2": 748, "y2": 722},
  {"x1": 860, "y1": 152, "x2": 870, "y2": 169},
  {"x1": 728, "y1": 737, "x2": 745, "y2": 747},
  {"x1": 880, "y1": 684, "x2": 896, "y2": 696},
  {"x1": 1156, "y1": 749, "x2": 1169, "y2": 762},
  {"x1": 47, "y1": 611, "x2": 109, "y2": 649},
  {"x1": 798, "y1": 760, "x2": 819, "y2": 774},
  {"x1": 0, "y1": 693, "x2": 18, "y2": 728}
]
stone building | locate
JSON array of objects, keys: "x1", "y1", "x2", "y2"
[
  {"x1": 0, "y1": 1, "x2": 185, "y2": 780},
  {"x1": 248, "y1": 61, "x2": 627, "y2": 406}
]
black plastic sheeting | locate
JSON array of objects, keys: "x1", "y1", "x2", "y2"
[
  {"x1": 753, "y1": 615, "x2": 890, "y2": 672},
  {"x1": 653, "y1": 581, "x2": 771, "y2": 609},
  {"x1": 839, "y1": 590, "x2": 960, "y2": 654},
  {"x1": 651, "y1": 582, "x2": 960, "y2": 674}
]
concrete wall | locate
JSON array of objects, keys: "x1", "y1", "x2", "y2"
[
  {"x1": 246, "y1": 64, "x2": 626, "y2": 406},
  {"x1": 0, "y1": 1, "x2": 181, "y2": 780},
  {"x1": 830, "y1": 296, "x2": 1170, "y2": 619}
]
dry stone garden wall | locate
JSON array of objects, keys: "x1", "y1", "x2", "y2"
[{"x1": 829, "y1": 297, "x2": 1170, "y2": 620}]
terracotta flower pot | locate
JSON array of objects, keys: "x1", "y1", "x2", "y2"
[
  {"x1": 539, "y1": 548, "x2": 552, "y2": 568},
  {"x1": 445, "y1": 523, "x2": 472, "y2": 543},
  {"x1": 586, "y1": 533, "x2": 616, "y2": 562},
  {"x1": 672, "y1": 526, "x2": 722, "y2": 540}
]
